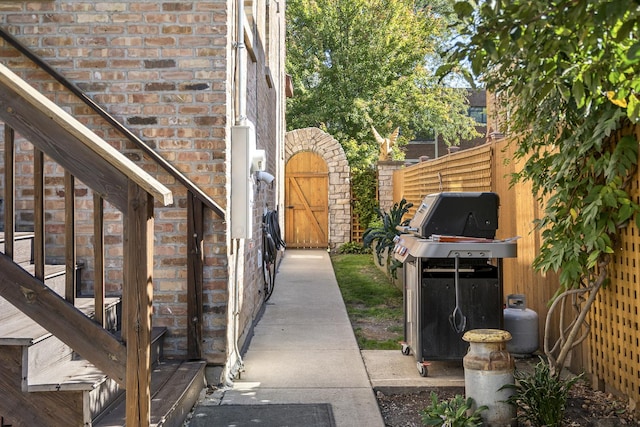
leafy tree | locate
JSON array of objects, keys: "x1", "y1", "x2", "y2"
[
  {"x1": 286, "y1": 0, "x2": 480, "y2": 169},
  {"x1": 444, "y1": 0, "x2": 640, "y2": 375},
  {"x1": 286, "y1": 0, "x2": 480, "y2": 231}
]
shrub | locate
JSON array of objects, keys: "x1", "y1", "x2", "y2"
[
  {"x1": 351, "y1": 167, "x2": 379, "y2": 231},
  {"x1": 337, "y1": 241, "x2": 371, "y2": 254},
  {"x1": 420, "y1": 392, "x2": 486, "y2": 427},
  {"x1": 501, "y1": 357, "x2": 584, "y2": 427}
]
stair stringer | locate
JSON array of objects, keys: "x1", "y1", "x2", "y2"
[{"x1": 0, "y1": 253, "x2": 126, "y2": 386}]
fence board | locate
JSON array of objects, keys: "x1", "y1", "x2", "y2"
[{"x1": 398, "y1": 144, "x2": 492, "y2": 218}]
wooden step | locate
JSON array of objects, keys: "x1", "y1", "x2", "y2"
[
  {"x1": 0, "y1": 232, "x2": 83, "y2": 292},
  {"x1": 0, "y1": 295, "x2": 123, "y2": 422},
  {"x1": 0, "y1": 253, "x2": 200, "y2": 426},
  {"x1": 27, "y1": 297, "x2": 121, "y2": 372},
  {"x1": 94, "y1": 359, "x2": 207, "y2": 427},
  {"x1": 0, "y1": 232, "x2": 34, "y2": 266},
  {"x1": 0, "y1": 327, "x2": 168, "y2": 426},
  {"x1": 27, "y1": 326, "x2": 166, "y2": 389},
  {"x1": 0, "y1": 297, "x2": 121, "y2": 344},
  {"x1": 0, "y1": 344, "x2": 91, "y2": 426},
  {"x1": 0, "y1": 261, "x2": 85, "y2": 316},
  {"x1": 20, "y1": 262, "x2": 83, "y2": 296}
]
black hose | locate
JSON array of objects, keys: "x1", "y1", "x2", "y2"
[
  {"x1": 264, "y1": 210, "x2": 285, "y2": 250},
  {"x1": 262, "y1": 210, "x2": 284, "y2": 301}
]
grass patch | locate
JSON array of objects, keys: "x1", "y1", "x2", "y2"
[
  {"x1": 356, "y1": 335, "x2": 404, "y2": 350},
  {"x1": 331, "y1": 253, "x2": 404, "y2": 350}
]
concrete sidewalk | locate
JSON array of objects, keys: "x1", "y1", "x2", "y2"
[
  {"x1": 189, "y1": 249, "x2": 466, "y2": 426},
  {"x1": 226, "y1": 249, "x2": 384, "y2": 426}
]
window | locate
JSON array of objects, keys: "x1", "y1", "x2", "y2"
[
  {"x1": 468, "y1": 107, "x2": 487, "y2": 124},
  {"x1": 413, "y1": 129, "x2": 436, "y2": 141}
]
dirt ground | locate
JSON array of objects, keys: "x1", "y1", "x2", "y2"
[
  {"x1": 376, "y1": 381, "x2": 640, "y2": 426},
  {"x1": 355, "y1": 318, "x2": 640, "y2": 426}
]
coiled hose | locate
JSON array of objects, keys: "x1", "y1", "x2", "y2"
[{"x1": 262, "y1": 210, "x2": 285, "y2": 301}]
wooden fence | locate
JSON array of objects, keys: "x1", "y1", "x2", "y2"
[
  {"x1": 393, "y1": 127, "x2": 640, "y2": 406},
  {"x1": 589, "y1": 124, "x2": 640, "y2": 402}
]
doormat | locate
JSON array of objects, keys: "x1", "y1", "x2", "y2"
[{"x1": 189, "y1": 403, "x2": 336, "y2": 427}]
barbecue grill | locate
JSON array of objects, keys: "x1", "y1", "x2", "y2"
[{"x1": 393, "y1": 192, "x2": 517, "y2": 377}]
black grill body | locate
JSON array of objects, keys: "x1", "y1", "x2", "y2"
[{"x1": 393, "y1": 192, "x2": 517, "y2": 376}]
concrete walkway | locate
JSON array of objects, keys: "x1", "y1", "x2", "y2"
[{"x1": 224, "y1": 249, "x2": 384, "y2": 426}]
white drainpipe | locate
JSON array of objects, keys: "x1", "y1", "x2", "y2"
[
  {"x1": 225, "y1": 0, "x2": 248, "y2": 386},
  {"x1": 236, "y1": 0, "x2": 247, "y2": 126}
]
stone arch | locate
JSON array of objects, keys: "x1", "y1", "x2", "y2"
[{"x1": 285, "y1": 128, "x2": 351, "y2": 250}]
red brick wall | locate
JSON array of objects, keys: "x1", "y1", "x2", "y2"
[{"x1": 0, "y1": 0, "x2": 286, "y2": 366}]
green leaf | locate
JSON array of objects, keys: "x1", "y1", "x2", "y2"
[
  {"x1": 453, "y1": 1, "x2": 475, "y2": 19},
  {"x1": 482, "y1": 39, "x2": 497, "y2": 60},
  {"x1": 627, "y1": 41, "x2": 640, "y2": 61},
  {"x1": 614, "y1": 19, "x2": 637, "y2": 42},
  {"x1": 617, "y1": 203, "x2": 634, "y2": 223},
  {"x1": 572, "y1": 81, "x2": 585, "y2": 108},
  {"x1": 628, "y1": 94, "x2": 640, "y2": 123}
]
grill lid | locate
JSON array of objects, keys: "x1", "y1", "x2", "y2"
[{"x1": 408, "y1": 192, "x2": 499, "y2": 239}]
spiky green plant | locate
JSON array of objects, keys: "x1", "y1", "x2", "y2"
[
  {"x1": 501, "y1": 358, "x2": 583, "y2": 427},
  {"x1": 362, "y1": 198, "x2": 413, "y2": 277}
]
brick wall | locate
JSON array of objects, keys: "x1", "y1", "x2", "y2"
[
  {"x1": 0, "y1": 0, "x2": 287, "y2": 368},
  {"x1": 234, "y1": 0, "x2": 287, "y2": 353}
]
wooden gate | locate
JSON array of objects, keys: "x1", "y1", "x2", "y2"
[{"x1": 285, "y1": 152, "x2": 329, "y2": 248}]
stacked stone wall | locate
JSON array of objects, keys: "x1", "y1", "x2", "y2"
[
  {"x1": 285, "y1": 128, "x2": 351, "y2": 250},
  {"x1": 377, "y1": 160, "x2": 404, "y2": 214}
]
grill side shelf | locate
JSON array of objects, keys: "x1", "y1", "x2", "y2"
[{"x1": 393, "y1": 238, "x2": 517, "y2": 263}]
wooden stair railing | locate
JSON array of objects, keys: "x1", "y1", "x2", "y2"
[
  {"x1": 0, "y1": 63, "x2": 173, "y2": 427},
  {"x1": 0, "y1": 26, "x2": 223, "y2": 217},
  {"x1": 0, "y1": 26, "x2": 223, "y2": 360}
]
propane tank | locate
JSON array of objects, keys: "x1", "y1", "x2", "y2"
[
  {"x1": 503, "y1": 294, "x2": 539, "y2": 356},
  {"x1": 463, "y1": 329, "x2": 516, "y2": 427}
]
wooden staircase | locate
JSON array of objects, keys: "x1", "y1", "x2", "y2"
[
  {"x1": 0, "y1": 50, "x2": 219, "y2": 426},
  {"x1": 0, "y1": 232, "x2": 206, "y2": 426}
]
